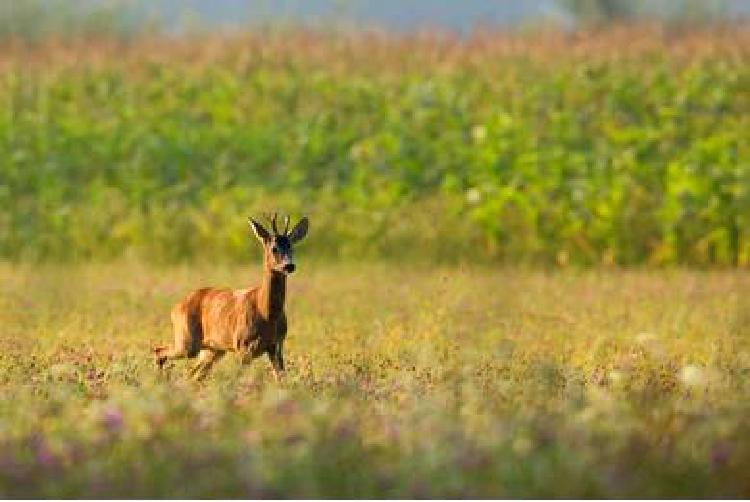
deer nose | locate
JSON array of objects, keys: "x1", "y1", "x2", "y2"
[{"x1": 284, "y1": 263, "x2": 296, "y2": 273}]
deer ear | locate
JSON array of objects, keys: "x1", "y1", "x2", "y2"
[
  {"x1": 248, "y1": 218, "x2": 271, "y2": 243},
  {"x1": 288, "y1": 217, "x2": 309, "y2": 244}
]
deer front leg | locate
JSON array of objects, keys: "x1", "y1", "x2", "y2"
[
  {"x1": 267, "y1": 341, "x2": 285, "y2": 381},
  {"x1": 240, "y1": 338, "x2": 264, "y2": 365},
  {"x1": 269, "y1": 316, "x2": 287, "y2": 381}
]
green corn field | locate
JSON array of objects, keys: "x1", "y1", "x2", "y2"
[{"x1": 2, "y1": 27, "x2": 749, "y2": 265}]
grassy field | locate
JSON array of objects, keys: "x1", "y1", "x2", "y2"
[
  {"x1": 0, "y1": 262, "x2": 748, "y2": 497},
  {"x1": 1, "y1": 22, "x2": 749, "y2": 498}
]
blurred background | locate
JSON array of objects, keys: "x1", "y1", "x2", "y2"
[
  {"x1": 1, "y1": 0, "x2": 749, "y2": 265},
  {"x1": 2, "y1": 0, "x2": 750, "y2": 36}
]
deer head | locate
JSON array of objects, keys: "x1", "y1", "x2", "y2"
[{"x1": 248, "y1": 214, "x2": 309, "y2": 274}]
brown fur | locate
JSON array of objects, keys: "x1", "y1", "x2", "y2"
[{"x1": 153, "y1": 215, "x2": 307, "y2": 381}]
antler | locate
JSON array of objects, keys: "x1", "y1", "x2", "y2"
[{"x1": 263, "y1": 212, "x2": 293, "y2": 236}]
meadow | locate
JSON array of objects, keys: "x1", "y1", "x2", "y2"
[
  {"x1": 1, "y1": 25, "x2": 750, "y2": 498},
  {"x1": 0, "y1": 263, "x2": 749, "y2": 497}
]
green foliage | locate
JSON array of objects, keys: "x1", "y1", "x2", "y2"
[
  {"x1": 558, "y1": 0, "x2": 729, "y2": 24},
  {"x1": 0, "y1": 264, "x2": 748, "y2": 497},
  {"x1": 559, "y1": 0, "x2": 641, "y2": 23},
  {"x1": 1, "y1": 29, "x2": 749, "y2": 265}
]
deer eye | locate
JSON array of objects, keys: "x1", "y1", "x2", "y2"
[{"x1": 271, "y1": 246, "x2": 279, "y2": 253}]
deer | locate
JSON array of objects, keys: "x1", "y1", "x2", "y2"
[{"x1": 153, "y1": 214, "x2": 309, "y2": 381}]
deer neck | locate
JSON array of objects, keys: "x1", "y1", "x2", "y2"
[{"x1": 259, "y1": 264, "x2": 286, "y2": 321}]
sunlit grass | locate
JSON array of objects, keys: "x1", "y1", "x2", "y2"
[{"x1": 0, "y1": 263, "x2": 748, "y2": 497}]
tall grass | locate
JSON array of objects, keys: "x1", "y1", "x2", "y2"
[
  {"x1": 1, "y1": 26, "x2": 749, "y2": 265},
  {"x1": 0, "y1": 264, "x2": 748, "y2": 497}
]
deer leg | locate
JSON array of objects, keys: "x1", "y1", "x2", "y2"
[
  {"x1": 269, "y1": 316, "x2": 288, "y2": 380},
  {"x1": 189, "y1": 349, "x2": 223, "y2": 381},
  {"x1": 155, "y1": 310, "x2": 195, "y2": 368},
  {"x1": 153, "y1": 345, "x2": 187, "y2": 369},
  {"x1": 154, "y1": 338, "x2": 192, "y2": 369},
  {"x1": 240, "y1": 339, "x2": 264, "y2": 365},
  {"x1": 267, "y1": 342, "x2": 285, "y2": 380}
]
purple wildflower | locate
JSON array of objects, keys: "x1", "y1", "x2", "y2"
[{"x1": 102, "y1": 406, "x2": 124, "y2": 434}]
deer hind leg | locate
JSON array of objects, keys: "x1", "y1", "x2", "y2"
[
  {"x1": 154, "y1": 309, "x2": 197, "y2": 369},
  {"x1": 189, "y1": 349, "x2": 223, "y2": 381}
]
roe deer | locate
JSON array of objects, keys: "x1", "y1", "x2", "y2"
[{"x1": 154, "y1": 214, "x2": 309, "y2": 380}]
